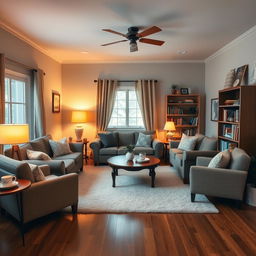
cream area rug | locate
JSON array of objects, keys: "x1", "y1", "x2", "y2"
[{"x1": 75, "y1": 165, "x2": 219, "y2": 213}]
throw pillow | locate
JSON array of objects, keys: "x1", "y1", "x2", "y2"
[
  {"x1": 27, "y1": 149, "x2": 51, "y2": 160},
  {"x1": 49, "y1": 138, "x2": 72, "y2": 157},
  {"x1": 98, "y1": 133, "x2": 118, "y2": 148},
  {"x1": 27, "y1": 163, "x2": 46, "y2": 182},
  {"x1": 178, "y1": 134, "x2": 197, "y2": 151},
  {"x1": 135, "y1": 133, "x2": 152, "y2": 147},
  {"x1": 208, "y1": 150, "x2": 231, "y2": 168}
]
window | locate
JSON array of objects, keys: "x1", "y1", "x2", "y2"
[
  {"x1": 108, "y1": 88, "x2": 144, "y2": 129},
  {"x1": 4, "y1": 71, "x2": 30, "y2": 124}
]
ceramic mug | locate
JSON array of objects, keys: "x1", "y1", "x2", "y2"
[
  {"x1": 139, "y1": 152, "x2": 146, "y2": 160},
  {"x1": 1, "y1": 175, "x2": 16, "y2": 185}
]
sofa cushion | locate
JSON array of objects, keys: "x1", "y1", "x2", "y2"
[
  {"x1": 134, "y1": 131, "x2": 155, "y2": 144},
  {"x1": 49, "y1": 138, "x2": 72, "y2": 157},
  {"x1": 174, "y1": 153, "x2": 183, "y2": 167},
  {"x1": 230, "y1": 148, "x2": 250, "y2": 171},
  {"x1": 118, "y1": 132, "x2": 135, "y2": 146},
  {"x1": 178, "y1": 134, "x2": 197, "y2": 151},
  {"x1": 54, "y1": 152, "x2": 82, "y2": 165},
  {"x1": 98, "y1": 133, "x2": 118, "y2": 147},
  {"x1": 199, "y1": 136, "x2": 217, "y2": 151},
  {"x1": 194, "y1": 134, "x2": 205, "y2": 150},
  {"x1": 30, "y1": 135, "x2": 53, "y2": 156},
  {"x1": 27, "y1": 163, "x2": 46, "y2": 182},
  {"x1": 117, "y1": 146, "x2": 127, "y2": 155},
  {"x1": 134, "y1": 147, "x2": 154, "y2": 155},
  {"x1": 99, "y1": 147, "x2": 118, "y2": 155},
  {"x1": 27, "y1": 149, "x2": 51, "y2": 161},
  {"x1": 135, "y1": 133, "x2": 152, "y2": 147},
  {"x1": 208, "y1": 150, "x2": 230, "y2": 168}
]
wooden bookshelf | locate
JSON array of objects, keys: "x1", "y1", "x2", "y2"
[
  {"x1": 218, "y1": 85, "x2": 256, "y2": 155},
  {"x1": 166, "y1": 94, "x2": 201, "y2": 139}
]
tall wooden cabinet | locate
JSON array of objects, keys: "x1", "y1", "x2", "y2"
[
  {"x1": 218, "y1": 85, "x2": 256, "y2": 155},
  {"x1": 166, "y1": 94, "x2": 201, "y2": 140}
]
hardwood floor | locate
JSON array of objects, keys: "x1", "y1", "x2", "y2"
[{"x1": 0, "y1": 162, "x2": 256, "y2": 256}]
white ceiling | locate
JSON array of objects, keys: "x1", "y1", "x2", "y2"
[{"x1": 0, "y1": 0, "x2": 256, "y2": 63}]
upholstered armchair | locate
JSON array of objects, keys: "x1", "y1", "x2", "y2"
[{"x1": 190, "y1": 148, "x2": 251, "y2": 206}]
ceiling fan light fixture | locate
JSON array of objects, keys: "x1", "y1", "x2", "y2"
[{"x1": 130, "y1": 42, "x2": 138, "y2": 52}]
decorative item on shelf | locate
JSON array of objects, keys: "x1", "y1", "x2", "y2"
[
  {"x1": 211, "y1": 98, "x2": 219, "y2": 121},
  {"x1": 125, "y1": 145, "x2": 135, "y2": 161},
  {"x1": 71, "y1": 110, "x2": 87, "y2": 142},
  {"x1": 171, "y1": 85, "x2": 178, "y2": 94},
  {"x1": 180, "y1": 88, "x2": 189, "y2": 95},
  {"x1": 52, "y1": 91, "x2": 60, "y2": 113},
  {"x1": 232, "y1": 64, "x2": 248, "y2": 87},
  {"x1": 163, "y1": 121, "x2": 176, "y2": 141},
  {"x1": 224, "y1": 99, "x2": 236, "y2": 105},
  {"x1": 224, "y1": 69, "x2": 235, "y2": 88},
  {"x1": 184, "y1": 99, "x2": 194, "y2": 103},
  {"x1": 0, "y1": 124, "x2": 29, "y2": 160}
]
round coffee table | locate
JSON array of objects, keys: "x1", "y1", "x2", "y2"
[{"x1": 107, "y1": 155, "x2": 160, "y2": 187}]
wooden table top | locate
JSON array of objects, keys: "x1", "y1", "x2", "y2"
[
  {"x1": 0, "y1": 179, "x2": 31, "y2": 196},
  {"x1": 107, "y1": 155, "x2": 160, "y2": 168}
]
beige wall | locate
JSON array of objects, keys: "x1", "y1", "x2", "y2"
[
  {"x1": 62, "y1": 62, "x2": 205, "y2": 143},
  {"x1": 205, "y1": 26, "x2": 256, "y2": 137},
  {"x1": 0, "y1": 28, "x2": 62, "y2": 139}
]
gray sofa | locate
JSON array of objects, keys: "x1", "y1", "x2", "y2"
[
  {"x1": 169, "y1": 134, "x2": 218, "y2": 184},
  {"x1": 190, "y1": 148, "x2": 250, "y2": 205},
  {"x1": 0, "y1": 155, "x2": 78, "y2": 224},
  {"x1": 90, "y1": 131, "x2": 164, "y2": 165},
  {"x1": 5, "y1": 135, "x2": 83, "y2": 174}
]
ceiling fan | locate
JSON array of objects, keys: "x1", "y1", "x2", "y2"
[{"x1": 101, "y1": 26, "x2": 165, "y2": 52}]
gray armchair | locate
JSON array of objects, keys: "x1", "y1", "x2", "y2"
[
  {"x1": 190, "y1": 148, "x2": 251, "y2": 205},
  {"x1": 169, "y1": 134, "x2": 218, "y2": 184},
  {"x1": 0, "y1": 155, "x2": 78, "y2": 224}
]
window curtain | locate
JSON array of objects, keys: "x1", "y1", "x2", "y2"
[
  {"x1": 0, "y1": 54, "x2": 5, "y2": 154},
  {"x1": 135, "y1": 80, "x2": 157, "y2": 131},
  {"x1": 96, "y1": 79, "x2": 117, "y2": 131},
  {"x1": 31, "y1": 69, "x2": 46, "y2": 139}
]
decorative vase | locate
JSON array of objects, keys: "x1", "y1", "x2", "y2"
[{"x1": 125, "y1": 152, "x2": 134, "y2": 161}]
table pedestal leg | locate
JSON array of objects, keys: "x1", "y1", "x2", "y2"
[
  {"x1": 112, "y1": 168, "x2": 117, "y2": 187},
  {"x1": 150, "y1": 168, "x2": 156, "y2": 187},
  {"x1": 16, "y1": 192, "x2": 25, "y2": 246}
]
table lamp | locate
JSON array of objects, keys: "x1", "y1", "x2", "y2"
[
  {"x1": 71, "y1": 110, "x2": 87, "y2": 142},
  {"x1": 0, "y1": 124, "x2": 29, "y2": 160},
  {"x1": 163, "y1": 121, "x2": 176, "y2": 141}
]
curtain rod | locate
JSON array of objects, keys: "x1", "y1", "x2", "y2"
[
  {"x1": 94, "y1": 79, "x2": 157, "y2": 83},
  {"x1": 5, "y1": 57, "x2": 46, "y2": 75}
]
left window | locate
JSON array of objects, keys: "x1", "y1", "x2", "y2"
[{"x1": 4, "y1": 70, "x2": 30, "y2": 124}]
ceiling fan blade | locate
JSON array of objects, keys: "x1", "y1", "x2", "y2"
[
  {"x1": 139, "y1": 38, "x2": 165, "y2": 46},
  {"x1": 102, "y1": 29, "x2": 127, "y2": 38},
  {"x1": 101, "y1": 40, "x2": 128, "y2": 46},
  {"x1": 137, "y1": 26, "x2": 162, "y2": 37}
]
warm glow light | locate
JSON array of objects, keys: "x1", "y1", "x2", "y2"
[
  {"x1": 71, "y1": 111, "x2": 87, "y2": 123},
  {"x1": 163, "y1": 121, "x2": 176, "y2": 131},
  {"x1": 0, "y1": 124, "x2": 29, "y2": 144}
]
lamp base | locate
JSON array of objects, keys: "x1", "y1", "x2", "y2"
[
  {"x1": 166, "y1": 131, "x2": 174, "y2": 141},
  {"x1": 11, "y1": 145, "x2": 22, "y2": 160},
  {"x1": 75, "y1": 127, "x2": 84, "y2": 142}
]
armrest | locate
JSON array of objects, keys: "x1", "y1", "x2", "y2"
[
  {"x1": 152, "y1": 139, "x2": 164, "y2": 158},
  {"x1": 190, "y1": 166, "x2": 248, "y2": 200},
  {"x1": 69, "y1": 142, "x2": 83, "y2": 153},
  {"x1": 170, "y1": 141, "x2": 179, "y2": 149},
  {"x1": 25, "y1": 160, "x2": 65, "y2": 175},
  {"x1": 183, "y1": 150, "x2": 219, "y2": 161},
  {"x1": 22, "y1": 173, "x2": 78, "y2": 223},
  {"x1": 196, "y1": 157, "x2": 212, "y2": 167},
  {"x1": 90, "y1": 139, "x2": 101, "y2": 150}
]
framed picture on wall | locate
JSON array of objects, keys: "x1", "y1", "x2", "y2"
[
  {"x1": 52, "y1": 91, "x2": 60, "y2": 113},
  {"x1": 211, "y1": 98, "x2": 219, "y2": 121}
]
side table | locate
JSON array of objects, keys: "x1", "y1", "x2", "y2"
[
  {"x1": 0, "y1": 179, "x2": 31, "y2": 246},
  {"x1": 69, "y1": 137, "x2": 89, "y2": 164}
]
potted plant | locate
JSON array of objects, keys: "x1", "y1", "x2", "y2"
[
  {"x1": 126, "y1": 145, "x2": 135, "y2": 161},
  {"x1": 246, "y1": 156, "x2": 256, "y2": 206},
  {"x1": 171, "y1": 85, "x2": 178, "y2": 94}
]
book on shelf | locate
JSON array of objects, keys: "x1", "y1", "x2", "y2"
[
  {"x1": 222, "y1": 124, "x2": 239, "y2": 141},
  {"x1": 223, "y1": 109, "x2": 239, "y2": 122},
  {"x1": 189, "y1": 117, "x2": 198, "y2": 125},
  {"x1": 219, "y1": 140, "x2": 237, "y2": 151}
]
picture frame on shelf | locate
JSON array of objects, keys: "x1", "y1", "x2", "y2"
[
  {"x1": 180, "y1": 88, "x2": 189, "y2": 95},
  {"x1": 211, "y1": 98, "x2": 219, "y2": 121},
  {"x1": 232, "y1": 64, "x2": 248, "y2": 87},
  {"x1": 52, "y1": 91, "x2": 60, "y2": 113}
]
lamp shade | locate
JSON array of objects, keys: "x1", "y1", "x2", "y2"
[
  {"x1": 0, "y1": 124, "x2": 29, "y2": 144},
  {"x1": 163, "y1": 121, "x2": 176, "y2": 131},
  {"x1": 71, "y1": 111, "x2": 87, "y2": 123}
]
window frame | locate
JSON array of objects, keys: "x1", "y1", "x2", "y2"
[
  {"x1": 107, "y1": 85, "x2": 145, "y2": 131},
  {"x1": 4, "y1": 69, "x2": 31, "y2": 125}
]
